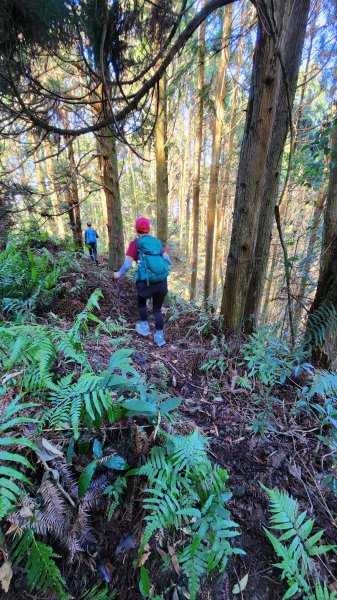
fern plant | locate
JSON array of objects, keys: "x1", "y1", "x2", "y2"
[
  {"x1": 263, "y1": 485, "x2": 336, "y2": 599},
  {"x1": 10, "y1": 530, "x2": 68, "y2": 600},
  {"x1": 0, "y1": 394, "x2": 39, "y2": 519},
  {"x1": 304, "y1": 302, "x2": 337, "y2": 350},
  {"x1": 133, "y1": 430, "x2": 243, "y2": 599}
]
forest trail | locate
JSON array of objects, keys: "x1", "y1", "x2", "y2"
[{"x1": 44, "y1": 255, "x2": 337, "y2": 600}]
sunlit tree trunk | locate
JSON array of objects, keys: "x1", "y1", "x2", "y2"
[
  {"x1": 60, "y1": 110, "x2": 83, "y2": 248},
  {"x1": 204, "y1": 5, "x2": 232, "y2": 302},
  {"x1": 212, "y1": 7, "x2": 243, "y2": 297},
  {"x1": 155, "y1": 74, "x2": 169, "y2": 242},
  {"x1": 45, "y1": 147, "x2": 66, "y2": 238},
  {"x1": 179, "y1": 121, "x2": 190, "y2": 256},
  {"x1": 34, "y1": 150, "x2": 54, "y2": 236},
  {"x1": 242, "y1": 0, "x2": 310, "y2": 332},
  {"x1": 221, "y1": 0, "x2": 310, "y2": 332},
  {"x1": 128, "y1": 148, "x2": 138, "y2": 219},
  {"x1": 190, "y1": 0, "x2": 206, "y2": 301}
]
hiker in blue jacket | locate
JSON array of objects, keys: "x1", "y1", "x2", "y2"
[
  {"x1": 84, "y1": 222, "x2": 99, "y2": 265},
  {"x1": 114, "y1": 217, "x2": 170, "y2": 347}
]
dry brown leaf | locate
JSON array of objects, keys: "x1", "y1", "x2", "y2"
[{"x1": 0, "y1": 561, "x2": 13, "y2": 593}]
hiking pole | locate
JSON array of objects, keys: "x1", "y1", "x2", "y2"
[{"x1": 113, "y1": 272, "x2": 122, "y2": 317}]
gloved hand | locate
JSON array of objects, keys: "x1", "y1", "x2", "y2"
[{"x1": 113, "y1": 271, "x2": 121, "y2": 279}]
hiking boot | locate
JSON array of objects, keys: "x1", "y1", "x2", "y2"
[
  {"x1": 135, "y1": 321, "x2": 150, "y2": 337},
  {"x1": 154, "y1": 330, "x2": 166, "y2": 347}
]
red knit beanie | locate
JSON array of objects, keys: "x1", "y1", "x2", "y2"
[{"x1": 135, "y1": 217, "x2": 151, "y2": 233}]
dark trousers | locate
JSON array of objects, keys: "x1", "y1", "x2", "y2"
[
  {"x1": 137, "y1": 279, "x2": 167, "y2": 330},
  {"x1": 88, "y1": 242, "x2": 98, "y2": 263}
]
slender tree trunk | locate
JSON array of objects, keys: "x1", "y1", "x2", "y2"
[
  {"x1": 45, "y1": 149, "x2": 66, "y2": 238},
  {"x1": 293, "y1": 188, "x2": 325, "y2": 327},
  {"x1": 155, "y1": 74, "x2": 168, "y2": 242},
  {"x1": 204, "y1": 5, "x2": 232, "y2": 302},
  {"x1": 260, "y1": 195, "x2": 288, "y2": 322},
  {"x1": 128, "y1": 148, "x2": 138, "y2": 219},
  {"x1": 221, "y1": 0, "x2": 310, "y2": 332},
  {"x1": 96, "y1": 151, "x2": 109, "y2": 247},
  {"x1": 242, "y1": 0, "x2": 310, "y2": 332},
  {"x1": 179, "y1": 123, "x2": 190, "y2": 255},
  {"x1": 190, "y1": 0, "x2": 206, "y2": 301},
  {"x1": 65, "y1": 136, "x2": 83, "y2": 248},
  {"x1": 34, "y1": 151, "x2": 52, "y2": 233}
]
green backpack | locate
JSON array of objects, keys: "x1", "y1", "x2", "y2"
[{"x1": 135, "y1": 235, "x2": 170, "y2": 285}]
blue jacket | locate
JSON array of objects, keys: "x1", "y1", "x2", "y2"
[{"x1": 85, "y1": 228, "x2": 98, "y2": 244}]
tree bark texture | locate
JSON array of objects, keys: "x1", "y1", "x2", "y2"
[
  {"x1": 97, "y1": 131, "x2": 125, "y2": 269},
  {"x1": 155, "y1": 74, "x2": 169, "y2": 243},
  {"x1": 204, "y1": 5, "x2": 232, "y2": 302},
  {"x1": 242, "y1": 0, "x2": 310, "y2": 332},
  {"x1": 190, "y1": 0, "x2": 206, "y2": 301},
  {"x1": 221, "y1": 0, "x2": 310, "y2": 332}
]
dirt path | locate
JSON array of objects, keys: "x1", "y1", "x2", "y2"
[{"x1": 47, "y1": 258, "x2": 337, "y2": 600}]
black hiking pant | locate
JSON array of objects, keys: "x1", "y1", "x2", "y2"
[
  {"x1": 87, "y1": 242, "x2": 98, "y2": 263},
  {"x1": 137, "y1": 279, "x2": 168, "y2": 330}
]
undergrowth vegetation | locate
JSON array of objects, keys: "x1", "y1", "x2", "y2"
[
  {"x1": 1, "y1": 234, "x2": 337, "y2": 599},
  {"x1": 0, "y1": 231, "x2": 79, "y2": 321}
]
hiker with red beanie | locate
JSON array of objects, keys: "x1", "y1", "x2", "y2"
[{"x1": 113, "y1": 217, "x2": 171, "y2": 347}]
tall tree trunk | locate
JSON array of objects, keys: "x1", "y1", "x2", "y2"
[
  {"x1": 96, "y1": 151, "x2": 109, "y2": 247},
  {"x1": 221, "y1": 0, "x2": 309, "y2": 332},
  {"x1": 59, "y1": 110, "x2": 83, "y2": 248},
  {"x1": 242, "y1": 0, "x2": 310, "y2": 332},
  {"x1": 307, "y1": 111, "x2": 337, "y2": 365},
  {"x1": 62, "y1": 137, "x2": 83, "y2": 247},
  {"x1": 155, "y1": 74, "x2": 169, "y2": 242},
  {"x1": 190, "y1": 0, "x2": 206, "y2": 301},
  {"x1": 96, "y1": 131, "x2": 124, "y2": 269},
  {"x1": 128, "y1": 148, "x2": 138, "y2": 219},
  {"x1": 293, "y1": 188, "x2": 325, "y2": 327},
  {"x1": 179, "y1": 121, "x2": 190, "y2": 255},
  {"x1": 204, "y1": 5, "x2": 232, "y2": 302},
  {"x1": 45, "y1": 148, "x2": 66, "y2": 238},
  {"x1": 34, "y1": 149, "x2": 54, "y2": 235}
]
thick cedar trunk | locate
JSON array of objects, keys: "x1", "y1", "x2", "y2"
[
  {"x1": 204, "y1": 5, "x2": 232, "y2": 302},
  {"x1": 307, "y1": 115, "x2": 337, "y2": 364},
  {"x1": 155, "y1": 74, "x2": 168, "y2": 243},
  {"x1": 221, "y1": 11, "x2": 281, "y2": 330},
  {"x1": 190, "y1": 0, "x2": 206, "y2": 301},
  {"x1": 242, "y1": 0, "x2": 310, "y2": 331},
  {"x1": 97, "y1": 131, "x2": 124, "y2": 270},
  {"x1": 221, "y1": 0, "x2": 309, "y2": 332}
]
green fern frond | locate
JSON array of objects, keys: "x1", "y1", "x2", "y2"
[
  {"x1": 263, "y1": 485, "x2": 336, "y2": 599},
  {"x1": 308, "y1": 370, "x2": 337, "y2": 399},
  {"x1": 11, "y1": 531, "x2": 68, "y2": 599},
  {"x1": 80, "y1": 583, "x2": 117, "y2": 599},
  {"x1": 0, "y1": 395, "x2": 38, "y2": 519},
  {"x1": 305, "y1": 303, "x2": 337, "y2": 349}
]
